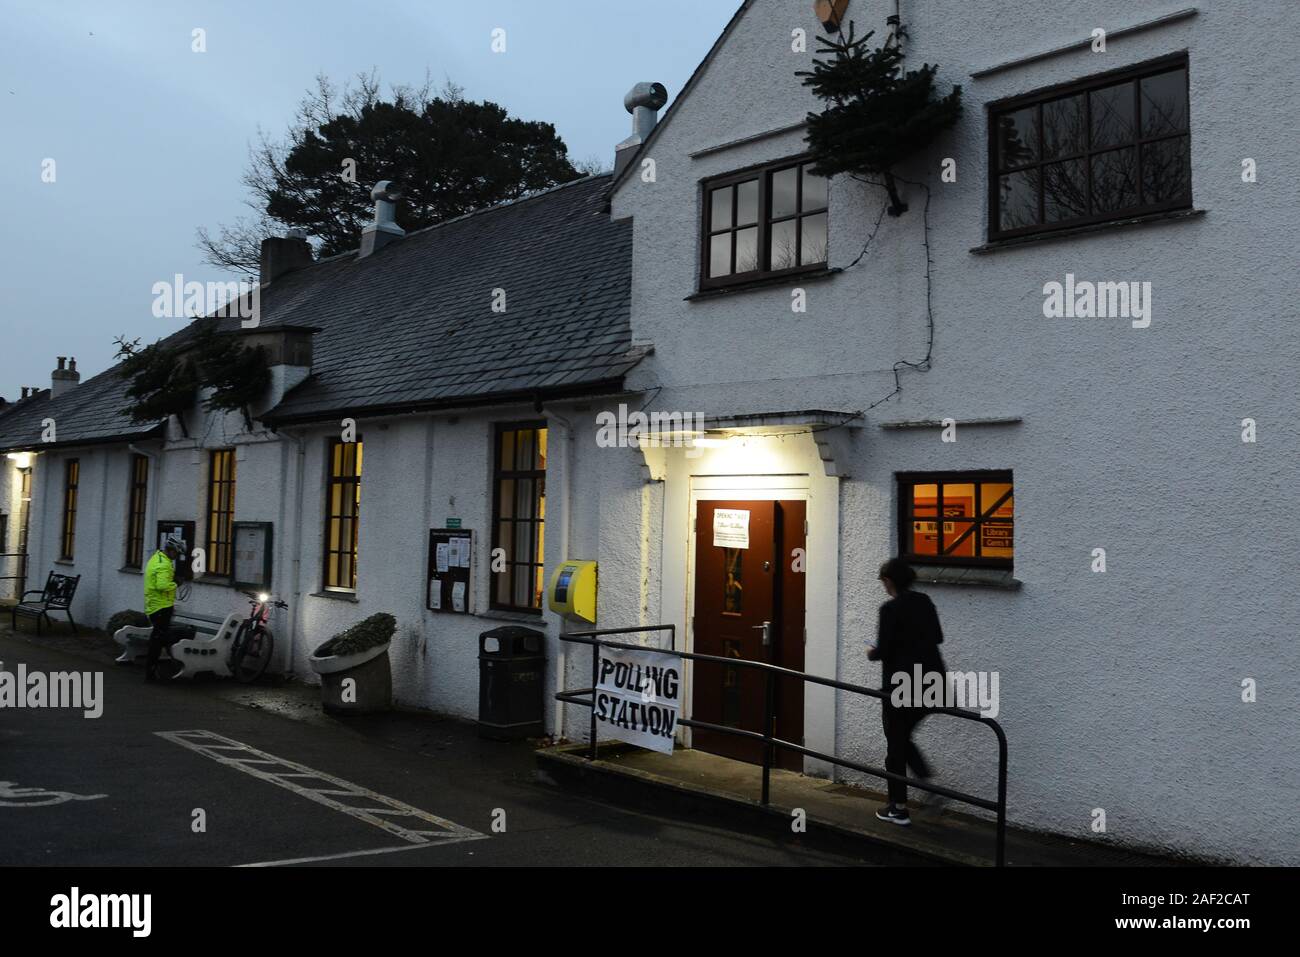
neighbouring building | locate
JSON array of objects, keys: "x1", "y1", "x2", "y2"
[{"x1": 3, "y1": 0, "x2": 1296, "y2": 866}]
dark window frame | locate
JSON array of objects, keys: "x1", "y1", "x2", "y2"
[
  {"x1": 60, "y1": 459, "x2": 79, "y2": 560},
  {"x1": 124, "y1": 453, "x2": 149, "y2": 568},
  {"x1": 896, "y1": 470, "x2": 1014, "y2": 570},
  {"x1": 490, "y1": 421, "x2": 547, "y2": 614},
  {"x1": 987, "y1": 52, "x2": 1191, "y2": 242},
  {"x1": 322, "y1": 438, "x2": 363, "y2": 592},
  {"x1": 699, "y1": 155, "x2": 830, "y2": 290},
  {"x1": 206, "y1": 449, "x2": 237, "y2": 578}
]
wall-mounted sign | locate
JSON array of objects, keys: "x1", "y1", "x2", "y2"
[
  {"x1": 232, "y1": 522, "x2": 273, "y2": 589},
  {"x1": 712, "y1": 508, "x2": 750, "y2": 549},
  {"x1": 446, "y1": 517, "x2": 462, "y2": 529},
  {"x1": 594, "y1": 646, "x2": 680, "y2": 755}
]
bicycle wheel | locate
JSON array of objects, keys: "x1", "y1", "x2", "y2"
[{"x1": 232, "y1": 625, "x2": 274, "y2": 683}]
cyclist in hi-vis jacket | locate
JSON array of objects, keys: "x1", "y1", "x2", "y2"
[{"x1": 143, "y1": 537, "x2": 183, "y2": 682}]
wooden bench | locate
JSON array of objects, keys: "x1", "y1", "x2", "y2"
[
  {"x1": 11, "y1": 572, "x2": 80, "y2": 635},
  {"x1": 113, "y1": 610, "x2": 243, "y2": 679}
]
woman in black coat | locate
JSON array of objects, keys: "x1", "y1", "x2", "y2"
[{"x1": 868, "y1": 558, "x2": 946, "y2": 826}]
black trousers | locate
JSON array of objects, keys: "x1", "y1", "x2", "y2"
[
  {"x1": 145, "y1": 606, "x2": 175, "y2": 675},
  {"x1": 881, "y1": 705, "x2": 932, "y2": 805}
]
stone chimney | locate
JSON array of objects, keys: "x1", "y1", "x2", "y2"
[
  {"x1": 51, "y1": 357, "x2": 79, "y2": 399},
  {"x1": 615, "y1": 82, "x2": 668, "y2": 178},
  {"x1": 359, "y1": 181, "x2": 405, "y2": 258},
  {"x1": 259, "y1": 229, "x2": 314, "y2": 285}
]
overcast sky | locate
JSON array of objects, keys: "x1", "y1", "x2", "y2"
[{"x1": 0, "y1": 0, "x2": 737, "y2": 397}]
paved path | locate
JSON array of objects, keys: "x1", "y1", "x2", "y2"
[{"x1": 0, "y1": 631, "x2": 869, "y2": 867}]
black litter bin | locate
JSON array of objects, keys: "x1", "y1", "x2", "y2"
[{"x1": 478, "y1": 626, "x2": 545, "y2": 740}]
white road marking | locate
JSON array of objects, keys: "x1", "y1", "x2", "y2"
[
  {"x1": 155, "y1": 730, "x2": 485, "y2": 847},
  {"x1": 0, "y1": 780, "x2": 106, "y2": 807},
  {"x1": 237, "y1": 835, "x2": 486, "y2": 867}
]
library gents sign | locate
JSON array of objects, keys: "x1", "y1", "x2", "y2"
[{"x1": 593, "y1": 647, "x2": 680, "y2": 754}]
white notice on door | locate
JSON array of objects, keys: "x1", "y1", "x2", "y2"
[{"x1": 712, "y1": 508, "x2": 750, "y2": 549}]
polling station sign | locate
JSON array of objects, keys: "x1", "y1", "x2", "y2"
[{"x1": 593, "y1": 647, "x2": 681, "y2": 754}]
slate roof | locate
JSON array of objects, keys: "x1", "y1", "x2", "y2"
[
  {"x1": 0, "y1": 173, "x2": 637, "y2": 450},
  {"x1": 259, "y1": 172, "x2": 636, "y2": 424}
]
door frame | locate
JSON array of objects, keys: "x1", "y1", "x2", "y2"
[{"x1": 684, "y1": 474, "x2": 810, "y2": 752}]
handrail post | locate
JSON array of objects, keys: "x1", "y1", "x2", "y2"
[
  {"x1": 589, "y1": 642, "x2": 599, "y2": 761},
  {"x1": 760, "y1": 669, "x2": 775, "y2": 805},
  {"x1": 996, "y1": 729, "x2": 1008, "y2": 867}
]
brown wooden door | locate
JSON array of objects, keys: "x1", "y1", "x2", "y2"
[{"x1": 691, "y1": 500, "x2": 805, "y2": 769}]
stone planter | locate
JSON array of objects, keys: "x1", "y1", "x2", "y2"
[{"x1": 307, "y1": 642, "x2": 392, "y2": 714}]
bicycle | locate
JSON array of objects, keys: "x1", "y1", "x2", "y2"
[{"x1": 228, "y1": 591, "x2": 287, "y2": 683}]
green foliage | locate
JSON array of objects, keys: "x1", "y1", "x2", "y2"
[
  {"x1": 266, "y1": 95, "x2": 580, "y2": 258},
  {"x1": 798, "y1": 24, "x2": 962, "y2": 214},
  {"x1": 191, "y1": 325, "x2": 271, "y2": 420},
  {"x1": 114, "y1": 337, "x2": 199, "y2": 431},
  {"x1": 315, "y1": 613, "x2": 397, "y2": 658},
  {"x1": 106, "y1": 609, "x2": 151, "y2": 634},
  {"x1": 114, "y1": 324, "x2": 271, "y2": 432}
]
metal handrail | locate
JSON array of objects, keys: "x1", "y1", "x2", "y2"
[{"x1": 556, "y1": 625, "x2": 1008, "y2": 866}]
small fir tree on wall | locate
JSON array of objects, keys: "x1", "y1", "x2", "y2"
[
  {"x1": 114, "y1": 324, "x2": 270, "y2": 434},
  {"x1": 798, "y1": 23, "x2": 962, "y2": 215}
]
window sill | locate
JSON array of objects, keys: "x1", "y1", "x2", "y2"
[
  {"x1": 196, "y1": 575, "x2": 234, "y2": 587},
  {"x1": 54, "y1": 559, "x2": 75, "y2": 567},
  {"x1": 478, "y1": 608, "x2": 548, "y2": 626},
  {"x1": 971, "y1": 208, "x2": 1205, "y2": 255},
  {"x1": 118, "y1": 566, "x2": 143, "y2": 576},
  {"x1": 912, "y1": 565, "x2": 1022, "y2": 590},
  {"x1": 685, "y1": 267, "x2": 841, "y2": 301},
  {"x1": 311, "y1": 590, "x2": 359, "y2": 603}
]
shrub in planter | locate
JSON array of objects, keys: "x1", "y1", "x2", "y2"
[
  {"x1": 106, "y1": 609, "x2": 151, "y2": 635},
  {"x1": 309, "y1": 613, "x2": 396, "y2": 714}
]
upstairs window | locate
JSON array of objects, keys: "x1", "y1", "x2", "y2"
[
  {"x1": 702, "y1": 159, "x2": 828, "y2": 288},
  {"x1": 897, "y1": 472, "x2": 1014, "y2": 569},
  {"x1": 989, "y1": 55, "x2": 1190, "y2": 240}
]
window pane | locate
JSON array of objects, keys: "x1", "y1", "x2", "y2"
[
  {"x1": 1091, "y1": 146, "x2": 1139, "y2": 213},
  {"x1": 980, "y1": 483, "x2": 1014, "y2": 518},
  {"x1": 499, "y1": 479, "x2": 516, "y2": 519},
  {"x1": 514, "y1": 478, "x2": 535, "y2": 521},
  {"x1": 1140, "y1": 69, "x2": 1187, "y2": 137},
  {"x1": 800, "y1": 212, "x2": 828, "y2": 265},
  {"x1": 909, "y1": 484, "x2": 939, "y2": 555},
  {"x1": 801, "y1": 166, "x2": 828, "y2": 211},
  {"x1": 497, "y1": 521, "x2": 514, "y2": 563},
  {"x1": 709, "y1": 233, "x2": 732, "y2": 277},
  {"x1": 770, "y1": 219, "x2": 797, "y2": 270},
  {"x1": 944, "y1": 520, "x2": 977, "y2": 557},
  {"x1": 1041, "y1": 94, "x2": 1084, "y2": 159},
  {"x1": 536, "y1": 428, "x2": 547, "y2": 469},
  {"x1": 1141, "y1": 136, "x2": 1191, "y2": 205},
  {"x1": 771, "y1": 167, "x2": 798, "y2": 218},
  {"x1": 735, "y1": 179, "x2": 759, "y2": 226},
  {"x1": 941, "y1": 483, "x2": 976, "y2": 517},
  {"x1": 734, "y1": 226, "x2": 758, "y2": 273},
  {"x1": 1090, "y1": 81, "x2": 1135, "y2": 149},
  {"x1": 998, "y1": 168, "x2": 1040, "y2": 230},
  {"x1": 710, "y1": 186, "x2": 732, "y2": 230},
  {"x1": 1042, "y1": 159, "x2": 1087, "y2": 222},
  {"x1": 499, "y1": 430, "x2": 516, "y2": 471},
  {"x1": 516, "y1": 428, "x2": 535, "y2": 471},
  {"x1": 996, "y1": 107, "x2": 1038, "y2": 170}
]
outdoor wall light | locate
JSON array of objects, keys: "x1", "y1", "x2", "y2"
[{"x1": 6, "y1": 452, "x2": 33, "y2": 469}]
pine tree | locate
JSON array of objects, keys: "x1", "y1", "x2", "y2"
[{"x1": 799, "y1": 24, "x2": 962, "y2": 215}]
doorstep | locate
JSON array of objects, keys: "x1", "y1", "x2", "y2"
[{"x1": 535, "y1": 742, "x2": 1187, "y2": 867}]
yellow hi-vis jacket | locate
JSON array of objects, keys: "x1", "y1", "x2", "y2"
[{"x1": 144, "y1": 550, "x2": 177, "y2": 616}]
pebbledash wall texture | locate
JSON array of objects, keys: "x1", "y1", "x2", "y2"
[{"x1": 605, "y1": 0, "x2": 1300, "y2": 864}]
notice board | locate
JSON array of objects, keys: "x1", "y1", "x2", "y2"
[{"x1": 427, "y1": 528, "x2": 474, "y2": 614}]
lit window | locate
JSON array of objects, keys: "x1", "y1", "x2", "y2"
[
  {"x1": 491, "y1": 424, "x2": 547, "y2": 612},
  {"x1": 898, "y1": 472, "x2": 1013, "y2": 568},
  {"x1": 125, "y1": 454, "x2": 149, "y2": 568},
  {"x1": 206, "y1": 449, "x2": 236, "y2": 577},
  {"x1": 60, "y1": 459, "x2": 79, "y2": 560},
  {"x1": 323, "y1": 439, "x2": 362, "y2": 591}
]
